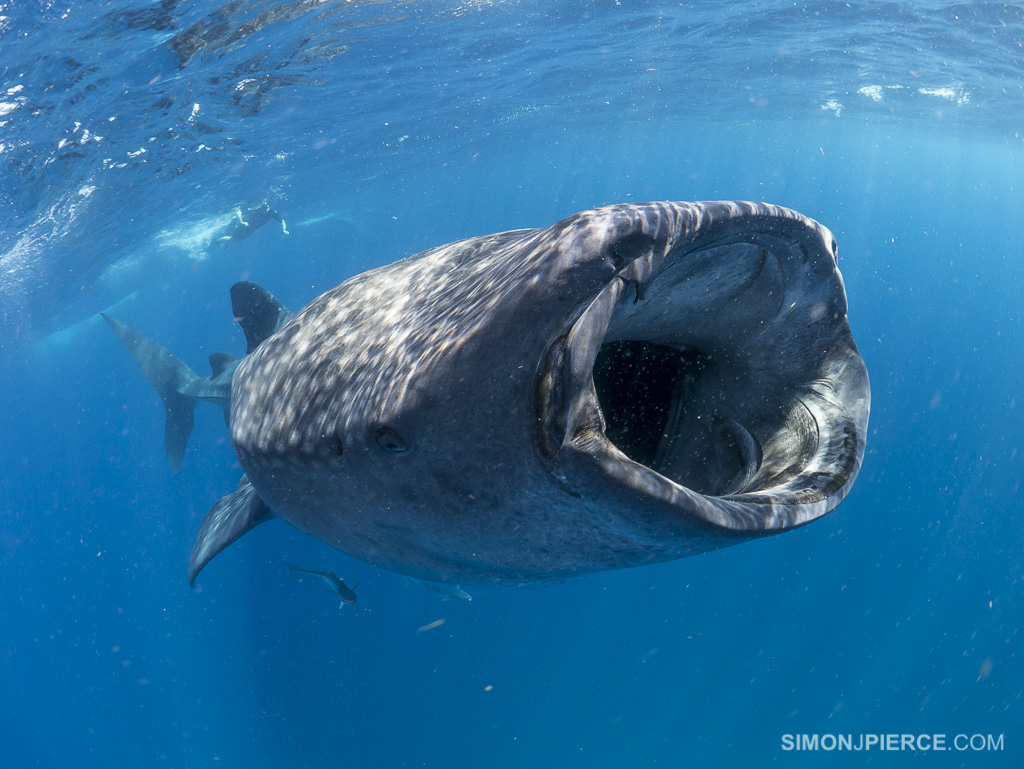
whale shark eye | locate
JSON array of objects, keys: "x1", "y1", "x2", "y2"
[{"x1": 375, "y1": 426, "x2": 410, "y2": 453}]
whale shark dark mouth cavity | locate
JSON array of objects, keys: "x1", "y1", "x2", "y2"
[{"x1": 593, "y1": 339, "x2": 715, "y2": 490}]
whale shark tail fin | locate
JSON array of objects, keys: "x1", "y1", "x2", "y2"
[
  {"x1": 102, "y1": 313, "x2": 201, "y2": 473},
  {"x1": 286, "y1": 562, "x2": 305, "y2": 580}
]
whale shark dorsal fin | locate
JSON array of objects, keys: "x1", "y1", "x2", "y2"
[
  {"x1": 230, "y1": 281, "x2": 293, "y2": 354},
  {"x1": 188, "y1": 475, "x2": 274, "y2": 587},
  {"x1": 208, "y1": 351, "x2": 238, "y2": 377}
]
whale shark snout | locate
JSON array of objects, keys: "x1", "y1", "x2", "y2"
[{"x1": 106, "y1": 201, "x2": 869, "y2": 588}]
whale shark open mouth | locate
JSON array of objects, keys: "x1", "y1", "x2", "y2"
[
  {"x1": 539, "y1": 229, "x2": 867, "y2": 533},
  {"x1": 590, "y1": 240, "x2": 788, "y2": 499},
  {"x1": 592, "y1": 339, "x2": 725, "y2": 493}
]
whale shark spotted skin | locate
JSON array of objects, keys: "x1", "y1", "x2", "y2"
[{"x1": 105, "y1": 201, "x2": 870, "y2": 588}]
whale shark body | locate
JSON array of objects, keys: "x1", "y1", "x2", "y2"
[{"x1": 105, "y1": 201, "x2": 870, "y2": 588}]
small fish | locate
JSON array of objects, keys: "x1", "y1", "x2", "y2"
[
  {"x1": 407, "y1": 576, "x2": 472, "y2": 602},
  {"x1": 417, "y1": 618, "x2": 446, "y2": 633},
  {"x1": 287, "y1": 562, "x2": 358, "y2": 609}
]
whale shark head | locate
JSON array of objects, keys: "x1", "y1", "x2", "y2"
[{"x1": 222, "y1": 201, "x2": 868, "y2": 586}]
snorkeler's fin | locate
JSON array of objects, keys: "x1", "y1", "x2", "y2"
[
  {"x1": 230, "y1": 281, "x2": 293, "y2": 354},
  {"x1": 188, "y1": 475, "x2": 275, "y2": 587},
  {"x1": 102, "y1": 313, "x2": 202, "y2": 473}
]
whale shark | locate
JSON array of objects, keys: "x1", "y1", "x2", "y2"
[{"x1": 104, "y1": 201, "x2": 870, "y2": 588}]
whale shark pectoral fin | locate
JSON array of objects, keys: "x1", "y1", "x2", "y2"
[
  {"x1": 188, "y1": 475, "x2": 274, "y2": 587},
  {"x1": 230, "y1": 281, "x2": 293, "y2": 354}
]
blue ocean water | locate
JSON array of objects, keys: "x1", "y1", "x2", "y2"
[{"x1": 2, "y1": 1, "x2": 1023, "y2": 766}]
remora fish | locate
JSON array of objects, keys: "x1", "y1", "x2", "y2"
[
  {"x1": 105, "y1": 201, "x2": 870, "y2": 588},
  {"x1": 287, "y1": 563, "x2": 359, "y2": 608},
  {"x1": 407, "y1": 577, "x2": 473, "y2": 602}
]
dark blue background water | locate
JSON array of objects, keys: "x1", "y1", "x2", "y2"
[{"x1": 2, "y1": 2, "x2": 1022, "y2": 766}]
